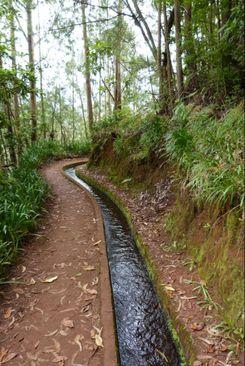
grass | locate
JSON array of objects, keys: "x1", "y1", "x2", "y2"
[
  {"x1": 0, "y1": 139, "x2": 91, "y2": 280},
  {"x1": 165, "y1": 102, "x2": 244, "y2": 209},
  {"x1": 91, "y1": 101, "x2": 244, "y2": 210}
]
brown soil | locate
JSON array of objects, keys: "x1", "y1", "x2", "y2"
[
  {"x1": 0, "y1": 159, "x2": 117, "y2": 366},
  {"x1": 82, "y1": 167, "x2": 244, "y2": 366}
]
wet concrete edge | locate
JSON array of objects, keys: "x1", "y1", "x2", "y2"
[{"x1": 61, "y1": 160, "x2": 119, "y2": 366}]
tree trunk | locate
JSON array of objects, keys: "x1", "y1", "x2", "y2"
[
  {"x1": 184, "y1": 1, "x2": 198, "y2": 92},
  {"x1": 157, "y1": 1, "x2": 165, "y2": 112},
  {"x1": 174, "y1": 0, "x2": 184, "y2": 99},
  {"x1": 163, "y1": 4, "x2": 175, "y2": 103},
  {"x1": 72, "y1": 74, "x2": 75, "y2": 143},
  {"x1": 37, "y1": 0, "x2": 46, "y2": 139},
  {"x1": 26, "y1": 0, "x2": 37, "y2": 142},
  {"x1": 81, "y1": 3, "x2": 93, "y2": 131},
  {"x1": 114, "y1": 0, "x2": 122, "y2": 111},
  {"x1": 9, "y1": 0, "x2": 21, "y2": 158},
  {"x1": 0, "y1": 51, "x2": 17, "y2": 165}
]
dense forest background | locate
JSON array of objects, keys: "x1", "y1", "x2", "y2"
[
  {"x1": 0, "y1": 0, "x2": 244, "y2": 157},
  {"x1": 0, "y1": 0, "x2": 244, "y2": 346}
]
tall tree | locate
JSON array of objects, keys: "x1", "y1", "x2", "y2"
[
  {"x1": 114, "y1": 0, "x2": 122, "y2": 110},
  {"x1": 174, "y1": 0, "x2": 184, "y2": 98},
  {"x1": 9, "y1": 0, "x2": 21, "y2": 155},
  {"x1": 81, "y1": 2, "x2": 93, "y2": 130},
  {"x1": 26, "y1": 0, "x2": 37, "y2": 142},
  {"x1": 37, "y1": 0, "x2": 46, "y2": 139}
]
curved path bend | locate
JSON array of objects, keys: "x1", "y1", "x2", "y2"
[{"x1": 0, "y1": 159, "x2": 117, "y2": 366}]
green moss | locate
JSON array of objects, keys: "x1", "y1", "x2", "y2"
[
  {"x1": 76, "y1": 167, "x2": 195, "y2": 365},
  {"x1": 163, "y1": 190, "x2": 244, "y2": 341}
]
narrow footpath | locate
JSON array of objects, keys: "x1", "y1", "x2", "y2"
[{"x1": 0, "y1": 159, "x2": 116, "y2": 366}]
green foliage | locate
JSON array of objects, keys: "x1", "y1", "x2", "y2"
[
  {"x1": 92, "y1": 100, "x2": 244, "y2": 210},
  {"x1": 0, "y1": 139, "x2": 91, "y2": 279},
  {"x1": 165, "y1": 102, "x2": 244, "y2": 208},
  {"x1": 63, "y1": 140, "x2": 91, "y2": 155},
  {"x1": 93, "y1": 109, "x2": 167, "y2": 163}
]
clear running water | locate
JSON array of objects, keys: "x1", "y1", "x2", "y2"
[{"x1": 65, "y1": 167, "x2": 181, "y2": 366}]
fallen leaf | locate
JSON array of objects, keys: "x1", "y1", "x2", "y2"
[
  {"x1": 92, "y1": 240, "x2": 101, "y2": 246},
  {"x1": 81, "y1": 305, "x2": 90, "y2": 314},
  {"x1": 83, "y1": 265, "x2": 95, "y2": 271},
  {"x1": 82, "y1": 284, "x2": 97, "y2": 296},
  {"x1": 3, "y1": 308, "x2": 13, "y2": 319},
  {"x1": 21, "y1": 266, "x2": 26, "y2": 273},
  {"x1": 41, "y1": 276, "x2": 58, "y2": 283},
  {"x1": 34, "y1": 341, "x2": 40, "y2": 349},
  {"x1": 61, "y1": 318, "x2": 74, "y2": 328},
  {"x1": 52, "y1": 355, "x2": 68, "y2": 363},
  {"x1": 1, "y1": 352, "x2": 18, "y2": 364},
  {"x1": 91, "y1": 277, "x2": 98, "y2": 286},
  {"x1": 0, "y1": 348, "x2": 8, "y2": 362},
  {"x1": 190, "y1": 322, "x2": 205, "y2": 331},
  {"x1": 29, "y1": 278, "x2": 36, "y2": 285},
  {"x1": 164, "y1": 285, "x2": 175, "y2": 292},
  {"x1": 45, "y1": 329, "x2": 58, "y2": 337},
  {"x1": 44, "y1": 339, "x2": 61, "y2": 354},
  {"x1": 94, "y1": 334, "x2": 103, "y2": 348},
  {"x1": 60, "y1": 330, "x2": 68, "y2": 337},
  {"x1": 74, "y1": 335, "x2": 83, "y2": 351},
  {"x1": 91, "y1": 327, "x2": 103, "y2": 348}
]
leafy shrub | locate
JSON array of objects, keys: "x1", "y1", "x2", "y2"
[
  {"x1": 165, "y1": 102, "x2": 244, "y2": 208},
  {"x1": 92, "y1": 102, "x2": 244, "y2": 209},
  {"x1": 63, "y1": 140, "x2": 91, "y2": 156},
  {"x1": 0, "y1": 139, "x2": 90, "y2": 279}
]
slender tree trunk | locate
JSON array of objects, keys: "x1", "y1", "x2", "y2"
[
  {"x1": 26, "y1": 0, "x2": 37, "y2": 142},
  {"x1": 184, "y1": 1, "x2": 198, "y2": 92},
  {"x1": 114, "y1": 0, "x2": 122, "y2": 110},
  {"x1": 174, "y1": 0, "x2": 184, "y2": 98},
  {"x1": 58, "y1": 88, "x2": 65, "y2": 144},
  {"x1": 37, "y1": 0, "x2": 46, "y2": 139},
  {"x1": 163, "y1": 4, "x2": 175, "y2": 104},
  {"x1": 72, "y1": 73, "x2": 75, "y2": 143},
  {"x1": 0, "y1": 52, "x2": 17, "y2": 165},
  {"x1": 81, "y1": 3, "x2": 93, "y2": 131},
  {"x1": 157, "y1": 1, "x2": 165, "y2": 112},
  {"x1": 9, "y1": 0, "x2": 21, "y2": 159}
]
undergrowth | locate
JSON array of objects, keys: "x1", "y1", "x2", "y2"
[
  {"x1": 0, "y1": 139, "x2": 90, "y2": 280},
  {"x1": 92, "y1": 101, "x2": 244, "y2": 210}
]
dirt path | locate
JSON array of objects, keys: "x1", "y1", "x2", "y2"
[{"x1": 0, "y1": 159, "x2": 116, "y2": 366}]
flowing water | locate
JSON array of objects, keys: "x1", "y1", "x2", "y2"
[{"x1": 65, "y1": 166, "x2": 181, "y2": 366}]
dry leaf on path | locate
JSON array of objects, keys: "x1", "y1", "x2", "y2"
[
  {"x1": 74, "y1": 335, "x2": 83, "y2": 351},
  {"x1": 163, "y1": 285, "x2": 175, "y2": 292},
  {"x1": 94, "y1": 334, "x2": 103, "y2": 348},
  {"x1": 44, "y1": 339, "x2": 61, "y2": 354},
  {"x1": 92, "y1": 240, "x2": 101, "y2": 246},
  {"x1": 0, "y1": 348, "x2": 8, "y2": 362},
  {"x1": 3, "y1": 308, "x2": 13, "y2": 319},
  {"x1": 52, "y1": 355, "x2": 68, "y2": 363},
  {"x1": 190, "y1": 322, "x2": 205, "y2": 331},
  {"x1": 83, "y1": 264, "x2": 95, "y2": 271},
  {"x1": 91, "y1": 277, "x2": 98, "y2": 286},
  {"x1": 61, "y1": 318, "x2": 74, "y2": 328},
  {"x1": 41, "y1": 276, "x2": 58, "y2": 283},
  {"x1": 91, "y1": 327, "x2": 103, "y2": 348},
  {"x1": 45, "y1": 329, "x2": 58, "y2": 337},
  {"x1": 1, "y1": 352, "x2": 18, "y2": 364},
  {"x1": 28, "y1": 278, "x2": 36, "y2": 285},
  {"x1": 82, "y1": 284, "x2": 97, "y2": 296}
]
